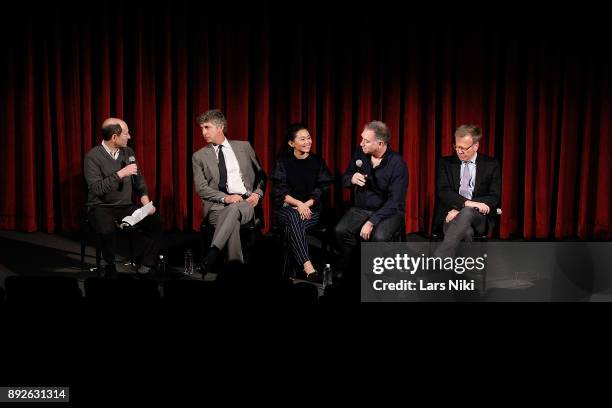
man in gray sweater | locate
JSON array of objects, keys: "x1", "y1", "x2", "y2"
[{"x1": 84, "y1": 118, "x2": 162, "y2": 277}]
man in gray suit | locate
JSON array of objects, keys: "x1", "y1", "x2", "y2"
[{"x1": 192, "y1": 110, "x2": 266, "y2": 272}]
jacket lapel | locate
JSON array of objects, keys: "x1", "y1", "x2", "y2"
[
  {"x1": 473, "y1": 155, "x2": 483, "y2": 196},
  {"x1": 451, "y1": 156, "x2": 461, "y2": 192},
  {"x1": 204, "y1": 145, "x2": 219, "y2": 183},
  {"x1": 229, "y1": 140, "x2": 248, "y2": 177}
]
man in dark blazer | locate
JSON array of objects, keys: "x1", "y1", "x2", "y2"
[
  {"x1": 433, "y1": 124, "x2": 501, "y2": 257},
  {"x1": 192, "y1": 110, "x2": 266, "y2": 271}
]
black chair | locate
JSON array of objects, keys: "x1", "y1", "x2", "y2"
[
  {"x1": 4, "y1": 276, "x2": 82, "y2": 306},
  {"x1": 430, "y1": 208, "x2": 502, "y2": 242},
  {"x1": 271, "y1": 216, "x2": 335, "y2": 280},
  {"x1": 80, "y1": 206, "x2": 143, "y2": 276},
  {"x1": 200, "y1": 204, "x2": 264, "y2": 266},
  {"x1": 80, "y1": 206, "x2": 102, "y2": 273},
  {"x1": 0, "y1": 287, "x2": 6, "y2": 312},
  {"x1": 84, "y1": 277, "x2": 160, "y2": 303},
  {"x1": 163, "y1": 279, "x2": 218, "y2": 304},
  {"x1": 430, "y1": 207, "x2": 502, "y2": 296},
  {"x1": 392, "y1": 216, "x2": 407, "y2": 242}
]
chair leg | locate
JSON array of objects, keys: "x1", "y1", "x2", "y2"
[
  {"x1": 95, "y1": 236, "x2": 102, "y2": 276},
  {"x1": 80, "y1": 238, "x2": 86, "y2": 270},
  {"x1": 128, "y1": 232, "x2": 135, "y2": 265}
]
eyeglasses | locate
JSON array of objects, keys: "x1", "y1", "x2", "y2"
[{"x1": 453, "y1": 142, "x2": 477, "y2": 153}]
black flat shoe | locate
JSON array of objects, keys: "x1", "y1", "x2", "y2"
[{"x1": 305, "y1": 270, "x2": 321, "y2": 282}]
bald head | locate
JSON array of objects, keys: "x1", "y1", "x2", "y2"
[
  {"x1": 101, "y1": 117, "x2": 131, "y2": 147},
  {"x1": 102, "y1": 117, "x2": 125, "y2": 128}
]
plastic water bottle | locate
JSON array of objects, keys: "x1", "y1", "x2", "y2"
[
  {"x1": 184, "y1": 249, "x2": 194, "y2": 276},
  {"x1": 322, "y1": 263, "x2": 332, "y2": 289}
]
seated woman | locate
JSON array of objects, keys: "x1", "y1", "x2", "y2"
[{"x1": 270, "y1": 123, "x2": 333, "y2": 280}]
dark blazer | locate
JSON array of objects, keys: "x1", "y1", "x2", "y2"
[{"x1": 433, "y1": 153, "x2": 501, "y2": 232}]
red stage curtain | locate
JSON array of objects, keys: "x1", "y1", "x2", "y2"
[{"x1": 1, "y1": 2, "x2": 610, "y2": 239}]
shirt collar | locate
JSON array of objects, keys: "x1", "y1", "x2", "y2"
[
  {"x1": 213, "y1": 138, "x2": 230, "y2": 152},
  {"x1": 101, "y1": 140, "x2": 120, "y2": 158},
  {"x1": 463, "y1": 152, "x2": 477, "y2": 165}
]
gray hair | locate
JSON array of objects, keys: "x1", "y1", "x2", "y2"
[
  {"x1": 197, "y1": 109, "x2": 228, "y2": 132},
  {"x1": 364, "y1": 120, "x2": 390, "y2": 143},
  {"x1": 455, "y1": 124, "x2": 482, "y2": 143}
]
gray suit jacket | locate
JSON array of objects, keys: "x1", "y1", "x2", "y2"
[{"x1": 192, "y1": 140, "x2": 266, "y2": 221}]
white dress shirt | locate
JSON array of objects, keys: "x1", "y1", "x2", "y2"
[
  {"x1": 101, "y1": 140, "x2": 120, "y2": 160},
  {"x1": 213, "y1": 139, "x2": 248, "y2": 195}
]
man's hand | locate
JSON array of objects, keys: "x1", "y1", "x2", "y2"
[
  {"x1": 117, "y1": 163, "x2": 138, "y2": 179},
  {"x1": 465, "y1": 200, "x2": 490, "y2": 215},
  {"x1": 224, "y1": 195, "x2": 244, "y2": 204},
  {"x1": 141, "y1": 196, "x2": 156, "y2": 215},
  {"x1": 360, "y1": 221, "x2": 374, "y2": 241},
  {"x1": 295, "y1": 202, "x2": 312, "y2": 220},
  {"x1": 351, "y1": 172, "x2": 367, "y2": 187},
  {"x1": 246, "y1": 193, "x2": 260, "y2": 208},
  {"x1": 445, "y1": 209, "x2": 459, "y2": 223}
]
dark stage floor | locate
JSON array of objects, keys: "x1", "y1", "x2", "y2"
[{"x1": 0, "y1": 230, "x2": 609, "y2": 303}]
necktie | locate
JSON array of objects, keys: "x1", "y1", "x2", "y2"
[
  {"x1": 218, "y1": 145, "x2": 228, "y2": 193},
  {"x1": 459, "y1": 161, "x2": 472, "y2": 199}
]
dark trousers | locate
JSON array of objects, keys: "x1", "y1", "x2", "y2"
[
  {"x1": 334, "y1": 207, "x2": 404, "y2": 275},
  {"x1": 434, "y1": 207, "x2": 487, "y2": 258},
  {"x1": 276, "y1": 206, "x2": 321, "y2": 267},
  {"x1": 88, "y1": 205, "x2": 163, "y2": 267}
]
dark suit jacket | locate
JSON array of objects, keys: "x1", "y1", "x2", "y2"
[{"x1": 433, "y1": 153, "x2": 501, "y2": 233}]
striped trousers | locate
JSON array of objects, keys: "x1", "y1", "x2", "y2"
[{"x1": 276, "y1": 206, "x2": 321, "y2": 267}]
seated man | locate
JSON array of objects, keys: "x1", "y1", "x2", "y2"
[
  {"x1": 433, "y1": 124, "x2": 501, "y2": 258},
  {"x1": 335, "y1": 120, "x2": 408, "y2": 278},
  {"x1": 192, "y1": 110, "x2": 266, "y2": 272},
  {"x1": 84, "y1": 118, "x2": 162, "y2": 276}
]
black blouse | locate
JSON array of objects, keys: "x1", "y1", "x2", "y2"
[{"x1": 270, "y1": 153, "x2": 333, "y2": 212}]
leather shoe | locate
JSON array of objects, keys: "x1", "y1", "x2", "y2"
[
  {"x1": 136, "y1": 264, "x2": 153, "y2": 277},
  {"x1": 305, "y1": 270, "x2": 321, "y2": 283}
]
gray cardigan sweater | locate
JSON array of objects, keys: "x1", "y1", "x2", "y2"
[{"x1": 84, "y1": 145, "x2": 148, "y2": 207}]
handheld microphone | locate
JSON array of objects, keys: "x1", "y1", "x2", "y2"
[
  {"x1": 128, "y1": 156, "x2": 137, "y2": 175},
  {"x1": 355, "y1": 159, "x2": 367, "y2": 188},
  {"x1": 118, "y1": 160, "x2": 126, "y2": 191},
  {"x1": 355, "y1": 160, "x2": 367, "y2": 177}
]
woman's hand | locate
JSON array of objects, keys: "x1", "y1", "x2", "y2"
[{"x1": 295, "y1": 202, "x2": 312, "y2": 220}]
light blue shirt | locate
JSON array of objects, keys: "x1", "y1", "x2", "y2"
[{"x1": 459, "y1": 153, "x2": 477, "y2": 199}]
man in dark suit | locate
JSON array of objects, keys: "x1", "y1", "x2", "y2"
[
  {"x1": 192, "y1": 110, "x2": 266, "y2": 272},
  {"x1": 433, "y1": 124, "x2": 501, "y2": 257}
]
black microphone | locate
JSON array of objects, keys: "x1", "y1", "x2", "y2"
[
  {"x1": 355, "y1": 159, "x2": 367, "y2": 188},
  {"x1": 118, "y1": 160, "x2": 126, "y2": 191},
  {"x1": 128, "y1": 156, "x2": 137, "y2": 174}
]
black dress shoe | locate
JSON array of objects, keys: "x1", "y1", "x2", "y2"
[
  {"x1": 305, "y1": 270, "x2": 321, "y2": 283},
  {"x1": 199, "y1": 254, "x2": 218, "y2": 275},
  {"x1": 200, "y1": 246, "x2": 220, "y2": 274},
  {"x1": 136, "y1": 265, "x2": 153, "y2": 277}
]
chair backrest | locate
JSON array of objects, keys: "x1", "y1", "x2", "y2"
[
  {"x1": 163, "y1": 279, "x2": 218, "y2": 303},
  {"x1": 4, "y1": 276, "x2": 82, "y2": 305},
  {"x1": 84, "y1": 277, "x2": 160, "y2": 302}
]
